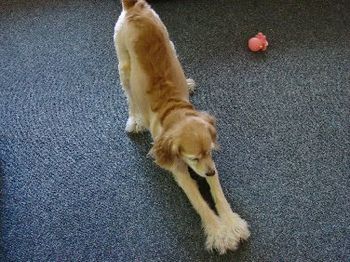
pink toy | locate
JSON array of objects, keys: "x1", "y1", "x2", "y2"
[{"x1": 248, "y1": 32, "x2": 268, "y2": 52}]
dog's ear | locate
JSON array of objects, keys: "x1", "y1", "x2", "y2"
[
  {"x1": 198, "y1": 111, "x2": 219, "y2": 149},
  {"x1": 149, "y1": 133, "x2": 179, "y2": 169},
  {"x1": 198, "y1": 111, "x2": 216, "y2": 127},
  {"x1": 208, "y1": 124, "x2": 219, "y2": 150}
]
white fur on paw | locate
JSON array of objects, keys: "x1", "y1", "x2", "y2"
[
  {"x1": 186, "y1": 78, "x2": 196, "y2": 93},
  {"x1": 224, "y1": 213, "x2": 250, "y2": 241},
  {"x1": 205, "y1": 214, "x2": 250, "y2": 255},
  {"x1": 125, "y1": 117, "x2": 146, "y2": 133},
  {"x1": 125, "y1": 117, "x2": 137, "y2": 132}
]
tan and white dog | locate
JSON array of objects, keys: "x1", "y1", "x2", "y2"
[{"x1": 114, "y1": 0, "x2": 250, "y2": 254}]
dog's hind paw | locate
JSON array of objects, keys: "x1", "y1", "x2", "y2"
[
  {"x1": 186, "y1": 78, "x2": 196, "y2": 94},
  {"x1": 125, "y1": 117, "x2": 146, "y2": 133}
]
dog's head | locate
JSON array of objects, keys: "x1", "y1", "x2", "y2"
[{"x1": 150, "y1": 112, "x2": 218, "y2": 177}]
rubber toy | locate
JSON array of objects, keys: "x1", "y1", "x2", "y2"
[{"x1": 248, "y1": 32, "x2": 268, "y2": 52}]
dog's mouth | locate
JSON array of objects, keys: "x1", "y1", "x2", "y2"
[{"x1": 187, "y1": 165, "x2": 216, "y2": 177}]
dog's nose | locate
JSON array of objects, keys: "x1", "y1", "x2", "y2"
[{"x1": 206, "y1": 169, "x2": 216, "y2": 177}]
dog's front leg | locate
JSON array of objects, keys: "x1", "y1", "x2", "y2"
[
  {"x1": 172, "y1": 166, "x2": 244, "y2": 254},
  {"x1": 206, "y1": 170, "x2": 250, "y2": 245}
]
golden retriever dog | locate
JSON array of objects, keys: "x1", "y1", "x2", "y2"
[{"x1": 114, "y1": 0, "x2": 250, "y2": 254}]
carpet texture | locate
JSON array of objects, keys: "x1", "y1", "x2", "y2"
[{"x1": 1, "y1": 0, "x2": 349, "y2": 261}]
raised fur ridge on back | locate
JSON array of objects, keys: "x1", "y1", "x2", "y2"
[
  {"x1": 121, "y1": 0, "x2": 140, "y2": 10},
  {"x1": 125, "y1": 4, "x2": 189, "y2": 116}
]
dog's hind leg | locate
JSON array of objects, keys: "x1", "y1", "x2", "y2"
[
  {"x1": 115, "y1": 24, "x2": 146, "y2": 133},
  {"x1": 169, "y1": 40, "x2": 196, "y2": 94}
]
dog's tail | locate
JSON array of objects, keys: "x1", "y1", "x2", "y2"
[{"x1": 121, "y1": 0, "x2": 143, "y2": 11}]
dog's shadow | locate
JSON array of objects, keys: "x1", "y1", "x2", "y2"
[{"x1": 188, "y1": 167, "x2": 218, "y2": 215}]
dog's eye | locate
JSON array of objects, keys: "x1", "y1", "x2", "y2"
[{"x1": 190, "y1": 157, "x2": 199, "y2": 162}]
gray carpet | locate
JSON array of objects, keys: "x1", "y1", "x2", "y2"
[{"x1": 1, "y1": 0, "x2": 349, "y2": 261}]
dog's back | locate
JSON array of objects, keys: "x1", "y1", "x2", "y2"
[
  {"x1": 121, "y1": 0, "x2": 138, "y2": 10},
  {"x1": 115, "y1": 0, "x2": 189, "y2": 132}
]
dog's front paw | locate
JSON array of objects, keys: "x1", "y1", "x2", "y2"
[
  {"x1": 204, "y1": 214, "x2": 250, "y2": 254},
  {"x1": 205, "y1": 225, "x2": 229, "y2": 255},
  {"x1": 223, "y1": 212, "x2": 250, "y2": 242}
]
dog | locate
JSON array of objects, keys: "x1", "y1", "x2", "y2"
[{"x1": 114, "y1": 0, "x2": 250, "y2": 254}]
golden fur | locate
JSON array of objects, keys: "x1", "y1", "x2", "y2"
[{"x1": 114, "y1": 0, "x2": 250, "y2": 254}]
